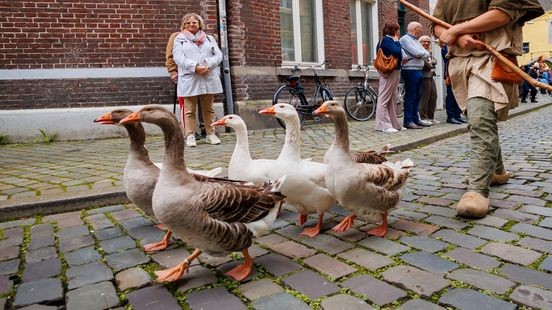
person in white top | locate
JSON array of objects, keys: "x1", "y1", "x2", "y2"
[{"x1": 173, "y1": 13, "x2": 223, "y2": 147}]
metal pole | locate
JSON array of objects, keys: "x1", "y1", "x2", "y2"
[{"x1": 217, "y1": 0, "x2": 235, "y2": 116}]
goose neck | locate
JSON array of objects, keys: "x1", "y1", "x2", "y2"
[{"x1": 279, "y1": 116, "x2": 301, "y2": 160}]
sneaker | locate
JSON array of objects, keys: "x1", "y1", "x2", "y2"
[
  {"x1": 186, "y1": 135, "x2": 197, "y2": 147},
  {"x1": 383, "y1": 128, "x2": 399, "y2": 133},
  {"x1": 430, "y1": 119, "x2": 441, "y2": 124},
  {"x1": 206, "y1": 134, "x2": 221, "y2": 145},
  {"x1": 400, "y1": 127, "x2": 407, "y2": 131}
]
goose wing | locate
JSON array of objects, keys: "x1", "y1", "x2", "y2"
[{"x1": 196, "y1": 181, "x2": 285, "y2": 224}]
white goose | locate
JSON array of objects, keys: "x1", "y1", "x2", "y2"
[
  {"x1": 119, "y1": 105, "x2": 286, "y2": 283},
  {"x1": 211, "y1": 115, "x2": 274, "y2": 184},
  {"x1": 258, "y1": 104, "x2": 335, "y2": 237},
  {"x1": 314, "y1": 101, "x2": 412, "y2": 237}
]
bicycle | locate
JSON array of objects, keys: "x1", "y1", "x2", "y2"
[
  {"x1": 343, "y1": 64, "x2": 378, "y2": 121},
  {"x1": 343, "y1": 64, "x2": 404, "y2": 121},
  {"x1": 272, "y1": 61, "x2": 334, "y2": 128}
]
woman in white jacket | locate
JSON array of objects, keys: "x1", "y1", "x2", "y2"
[{"x1": 174, "y1": 13, "x2": 223, "y2": 147}]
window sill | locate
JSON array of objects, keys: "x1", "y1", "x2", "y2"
[
  {"x1": 276, "y1": 67, "x2": 340, "y2": 77},
  {"x1": 347, "y1": 67, "x2": 379, "y2": 80}
]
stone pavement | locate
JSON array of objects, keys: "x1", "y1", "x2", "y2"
[
  {"x1": 0, "y1": 99, "x2": 551, "y2": 220},
  {"x1": 0, "y1": 102, "x2": 551, "y2": 309}
]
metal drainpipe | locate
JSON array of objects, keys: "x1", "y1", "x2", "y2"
[{"x1": 217, "y1": 0, "x2": 235, "y2": 116}]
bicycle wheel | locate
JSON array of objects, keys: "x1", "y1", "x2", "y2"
[
  {"x1": 272, "y1": 85, "x2": 306, "y2": 128},
  {"x1": 320, "y1": 87, "x2": 334, "y2": 101},
  {"x1": 396, "y1": 83, "x2": 405, "y2": 118},
  {"x1": 343, "y1": 87, "x2": 376, "y2": 121}
]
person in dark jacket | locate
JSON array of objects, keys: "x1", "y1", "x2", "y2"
[{"x1": 374, "y1": 22, "x2": 404, "y2": 133}]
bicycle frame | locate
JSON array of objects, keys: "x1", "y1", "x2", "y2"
[{"x1": 284, "y1": 63, "x2": 333, "y2": 115}]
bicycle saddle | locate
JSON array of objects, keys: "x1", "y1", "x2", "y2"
[{"x1": 286, "y1": 75, "x2": 300, "y2": 82}]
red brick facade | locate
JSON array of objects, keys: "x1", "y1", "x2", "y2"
[{"x1": 0, "y1": 0, "x2": 429, "y2": 111}]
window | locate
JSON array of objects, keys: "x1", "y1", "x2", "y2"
[
  {"x1": 280, "y1": 0, "x2": 325, "y2": 65},
  {"x1": 350, "y1": 0, "x2": 378, "y2": 66}
]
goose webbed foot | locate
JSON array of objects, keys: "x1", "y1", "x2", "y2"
[
  {"x1": 367, "y1": 213, "x2": 388, "y2": 237},
  {"x1": 155, "y1": 248, "x2": 201, "y2": 283},
  {"x1": 332, "y1": 214, "x2": 356, "y2": 232},
  {"x1": 226, "y1": 249, "x2": 253, "y2": 282},
  {"x1": 143, "y1": 230, "x2": 172, "y2": 252},
  {"x1": 155, "y1": 261, "x2": 189, "y2": 282},
  {"x1": 299, "y1": 213, "x2": 324, "y2": 237}
]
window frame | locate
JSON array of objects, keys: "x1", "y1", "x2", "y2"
[
  {"x1": 281, "y1": 0, "x2": 326, "y2": 68},
  {"x1": 351, "y1": 0, "x2": 378, "y2": 68}
]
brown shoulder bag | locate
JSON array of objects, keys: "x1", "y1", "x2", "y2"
[{"x1": 374, "y1": 39, "x2": 398, "y2": 75}]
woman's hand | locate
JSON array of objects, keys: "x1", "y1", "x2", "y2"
[{"x1": 195, "y1": 65, "x2": 210, "y2": 75}]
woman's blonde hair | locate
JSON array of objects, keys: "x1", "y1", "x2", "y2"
[{"x1": 181, "y1": 13, "x2": 204, "y2": 31}]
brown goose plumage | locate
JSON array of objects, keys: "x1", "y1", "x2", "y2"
[
  {"x1": 351, "y1": 145, "x2": 389, "y2": 164},
  {"x1": 119, "y1": 105, "x2": 285, "y2": 283},
  {"x1": 314, "y1": 101, "x2": 412, "y2": 237},
  {"x1": 94, "y1": 109, "x2": 242, "y2": 252}
]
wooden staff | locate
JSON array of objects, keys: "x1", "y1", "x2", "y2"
[{"x1": 399, "y1": 0, "x2": 552, "y2": 91}]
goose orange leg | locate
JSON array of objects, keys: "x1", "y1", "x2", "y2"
[
  {"x1": 367, "y1": 212, "x2": 388, "y2": 237},
  {"x1": 155, "y1": 223, "x2": 169, "y2": 230},
  {"x1": 226, "y1": 249, "x2": 254, "y2": 282},
  {"x1": 298, "y1": 213, "x2": 308, "y2": 226},
  {"x1": 155, "y1": 248, "x2": 201, "y2": 283},
  {"x1": 143, "y1": 230, "x2": 172, "y2": 252},
  {"x1": 300, "y1": 213, "x2": 324, "y2": 237},
  {"x1": 332, "y1": 214, "x2": 356, "y2": 232}
]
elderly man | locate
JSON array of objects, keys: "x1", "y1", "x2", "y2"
[
  {"x1": 400, "y1": 22, "x2": 431, "y2": 129},
  {"x1": 432, "y1": 0, "x2": 543, "y2": 218}
]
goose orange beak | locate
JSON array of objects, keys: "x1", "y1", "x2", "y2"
[
  {"x1": 120, "y1": 112, "x2": 141, "y2": 124},
  {"x1": 211, "y1": 118, "x2": 226, "y2": 126},
  {"x1": 94, "y1": 112, "x2": 114, "y2": 125},
  {"x1": 259, "y1": 106, "x2": 276, "y2": 115},
  {"x1": 313, "y1": 104, "x2": 329, "y2": 116}
]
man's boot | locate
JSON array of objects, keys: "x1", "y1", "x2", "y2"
[{"x1": 456, "y1": 191, "x2": 489, "y2": 218}]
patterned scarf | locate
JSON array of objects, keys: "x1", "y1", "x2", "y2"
[{"x1": 182, "y1": 30, "x2": 206, "y2": 47}]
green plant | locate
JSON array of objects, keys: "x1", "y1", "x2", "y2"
[
  {"x1": 0, "y1": 133, "x2": 8, "y2": 145},
  {"x1": 35, "y1": 129, "x2": 57, "y2": 144}
]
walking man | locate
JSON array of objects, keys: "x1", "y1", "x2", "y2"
[{"x1": 432, "y1": 0, "x2": 544, "y2": 218}]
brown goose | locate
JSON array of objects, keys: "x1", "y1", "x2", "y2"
[
  {"x1": 119, "y1": 105, "x2": 286, "y2": 282},
  {"x1": 94, "y1": 109, "x2": 224, "y2": 252},
  {"x1": 351, "y1": 144, "x2": 390, "y2": 164},
  {"x1": 314, "y1": 101, "x2": 412, "y2": 237}
]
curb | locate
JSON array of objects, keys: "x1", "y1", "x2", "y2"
[
  {"x1": 0, "y1": 191, "x2": 128, "y2": 222},
  {"x1": 392, "y1": 101, "x2": 552, "y2": 153},
  {"x1": 2, "y1": 101, "x2": 551, "y2": 221}
]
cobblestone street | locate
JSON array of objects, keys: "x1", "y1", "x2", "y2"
[{"x1": 0, "y1": 105, "x2": 551, "y2": 309}]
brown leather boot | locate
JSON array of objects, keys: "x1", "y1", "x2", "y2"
[
  {"x1": 491, "y1": 171, "x2": 511, "y2": 185},
  {"x1": 456, "y1": 191, "x2": 489, "y2": 219}
]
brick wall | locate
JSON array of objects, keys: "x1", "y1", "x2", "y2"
[{"x1": 1, "y1": 0, "x2": 424, "y2": 112}]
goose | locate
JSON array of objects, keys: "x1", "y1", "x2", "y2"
[
  {"x1": 324, "y1": 142, "x2": 390, "y2": 165},
  {"x1": 258, "y1": 104, "x2": 335, "y2": 237},
  {"x1": 211, "y1": 114, "x2": 274, "y2": 184},
  {"x1": 313, "y1": 101, "x2": 412, "y2": 237},
  {"x1": 119, "y1": 105, "x2": 286, "y2": 282},
  {"x1": 94, "y1": 109, "x2": 222, "y2": 252}
]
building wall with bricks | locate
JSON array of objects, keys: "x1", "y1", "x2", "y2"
[{"x1": 0, "y1": 0, "x2": 429, "y2": 120}]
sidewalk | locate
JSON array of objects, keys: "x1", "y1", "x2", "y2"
[
  {"x1": 0, "y1": 101, "x2": 551, "y2": 309},
  {"x1": 1, "y1": 99, "x2": 551, "y2": 220}
]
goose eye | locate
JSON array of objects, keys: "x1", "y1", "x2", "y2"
[
  {"x1": 279, "y1": 105, "x2": 285, "y2": 108},
  {"x1": 229, "y1": 116, "x2": 234, "y2": 119}
]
